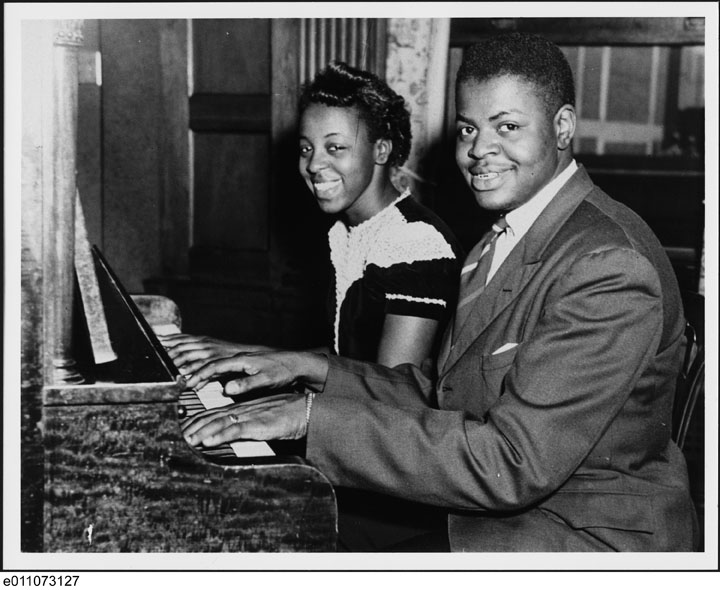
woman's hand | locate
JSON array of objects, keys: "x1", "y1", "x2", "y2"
[
  {"x1": 182, "y1": 394, "x2": 307, "y2": 447},
  {"x1": 182, "y1": 350, "x2": 329, "y2": 394},
  {"x1": 158, "y1": 333, "x2": 275, "y2": 374}
]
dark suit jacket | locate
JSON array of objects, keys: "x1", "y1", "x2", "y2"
[{"x1": 306, "y1": 165, "x2": 698, "y2": 551}]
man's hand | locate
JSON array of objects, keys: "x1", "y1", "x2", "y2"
[
  {"x1": 158, "y1": 333, "x2": 274, "y2": 374},
  {"x1": 182, "y1": 393, "x2": 307, "y2": 447},
  {"x1": 180, "y1": 350, "x2": 329, "y2": 394}
]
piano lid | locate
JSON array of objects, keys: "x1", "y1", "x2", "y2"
[{"x1": 44, "y1": 246, "x2": 185, "y2": 405}]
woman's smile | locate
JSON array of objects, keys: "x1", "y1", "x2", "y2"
[{"x1": 313, "y1": 178, "x2": 342, "y2": 195}]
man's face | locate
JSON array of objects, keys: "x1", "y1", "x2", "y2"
[{"x1": 455, "y1": 75, "x2": 569, "y2": 213}]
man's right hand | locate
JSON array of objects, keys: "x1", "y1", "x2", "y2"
[
  {"x1": 182, "y1": 350, "x2": 329, "y2": 395},
  {"x1": 158, "y1": 333, "x2": 274, "y2": 375}
]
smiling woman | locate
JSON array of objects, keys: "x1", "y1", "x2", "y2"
[{"x1": 294, "y1": 62, "x2": 463, "y2": 364}]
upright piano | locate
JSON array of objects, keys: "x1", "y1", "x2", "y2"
[{"x1": 20, "y1": 19, "x2": 337, "y2": 553}]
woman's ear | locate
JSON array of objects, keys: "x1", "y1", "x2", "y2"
[
  {"x1": 555, "y1": 104, "x2": 576, "y2": 151},
  {"x1": 374, "y1": 138, "x2": 393, "y2": 165}
]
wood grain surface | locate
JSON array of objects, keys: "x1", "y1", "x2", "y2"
[{"x1": 43, "y1": 400, "x2": 337, "y2": 552}]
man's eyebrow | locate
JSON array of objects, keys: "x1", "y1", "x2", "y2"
[
  {"x1": 456, "y1": 110, "x2": 525, "y2": 124},
  {"x1": 489, "y1": 109, "x2": 523, "y2": 121}
]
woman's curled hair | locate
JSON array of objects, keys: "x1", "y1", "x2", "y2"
[{"x1": 299, "y1": 61, "x2": 412, "y2": 168}]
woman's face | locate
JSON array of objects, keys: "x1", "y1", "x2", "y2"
[{"x1": 299, "y1": 104, "x2": 380, "y2": 222}]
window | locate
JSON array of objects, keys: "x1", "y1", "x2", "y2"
[{"x1": 562, "y1": 45, "x2": 704, "y2": 157}]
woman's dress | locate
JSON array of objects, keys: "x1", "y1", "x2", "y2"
[{"x1": 327, "y1": 189, "x2": 462, "y2": 361}]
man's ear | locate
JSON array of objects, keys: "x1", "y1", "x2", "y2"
[
  {"x1": 555, "y1": 104, "x2": 576, "y2": 151},
  {"x1": 374, "y1": 138, "x2": 393, "y2": 165}
]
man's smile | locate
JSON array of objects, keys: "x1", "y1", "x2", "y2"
[
  {"x1": 473, "y1": 172, "x2": 500, "y2": 180},
  {"x1": 469, "y1": 168, "x2": 510, "y2": 190}
]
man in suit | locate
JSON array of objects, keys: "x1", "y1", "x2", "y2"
[{"x1": 181, "y1": 33, "x2": 698, "y2": 552}]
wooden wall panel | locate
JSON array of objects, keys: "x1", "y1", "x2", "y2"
[
  {"x1": 101, "y1": 20, "x2": 164, "y2": 292},
  {"x1": 189, "y1": 94, "x2": 270, "y2": 132},
  {"x1": 193, "y1": 133, "x2": 269, "y2": 252},
  {"x1": 450, "y1": 17, "x2": 705, "y2": 46},
  {"x1": 193, "y1": 19, "x2": 270, "y2": 94},
  {"x1": 158, "y1": 20, "x2": 191, "y2": 276},
  {"x1": 187, "y1": 19, "x2": 274, "y2": 280}
]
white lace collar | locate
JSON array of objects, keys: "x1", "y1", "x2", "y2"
[
  {"x1": 328, "y1": 189, "x2": 411, "y2": 352},
  {"x1": 337, "y1": 188, "x2": 412, "y2": 237}
]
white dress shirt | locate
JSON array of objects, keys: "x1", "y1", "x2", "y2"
[{"x1": 487, "y1": 160, "x2": 578, "y2": 283}]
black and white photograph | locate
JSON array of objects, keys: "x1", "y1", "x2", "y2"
[{"x1": 3, "y1": 1, "x2": 718, "y2": 581}]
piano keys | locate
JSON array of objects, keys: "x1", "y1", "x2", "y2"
[
  {"x1": 156, "y1": 321, "x2": 275, "y2": 460},
  {"x1": 178, "y1": 386, "x2": 276, "y2": 460}
]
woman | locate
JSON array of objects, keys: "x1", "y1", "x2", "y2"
[{"x1": 164, "y1": 61, "x2": 461, "y2": 373}]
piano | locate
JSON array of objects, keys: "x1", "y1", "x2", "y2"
[{"x1": 20, "y1": 19, "x2": 337, "y2": 553}]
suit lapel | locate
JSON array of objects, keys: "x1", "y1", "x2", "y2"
[
  {"x1": 438, "y1": 165, "x2": 596, "y2": 376},
  {"x1": 437, "y1": 318, "x2": 454, "y2": 370},
  {"x1": 441, "y1": 243, "x2": 541, "y2": 373}
]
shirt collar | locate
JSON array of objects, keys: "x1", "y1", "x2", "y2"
[{"x1": 504, "y1": 159, "x2": 578, "y2": 238}]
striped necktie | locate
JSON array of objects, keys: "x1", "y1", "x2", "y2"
[{"x1": 454, "y1": 216, "x2": 509, "y2": 331}]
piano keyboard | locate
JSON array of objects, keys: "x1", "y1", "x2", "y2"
[{"x1": 154, "y1": 324, "x2": 274, "y2": 459}]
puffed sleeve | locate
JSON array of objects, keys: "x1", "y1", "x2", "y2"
[
  {"x1": 365, "y1": 219, "x2": 461, "y2": 320},
  {"x1": 375, "y1": 259, "x2": 459, "y2": 320}
]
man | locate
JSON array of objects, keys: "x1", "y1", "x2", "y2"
[{"x1": 180, "y1": 33, "x2": 698, "y2": 552}]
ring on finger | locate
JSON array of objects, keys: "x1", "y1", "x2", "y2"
[{"x1": 228, "y1": 414, "x2": 240, "y2": 424}]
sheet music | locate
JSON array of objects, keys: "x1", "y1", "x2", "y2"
[
  {"x1": 153, "y1": 324, "x2": 274, "y2": 458},
  {"x1": 75, "y1": 194, "x2": 117, "y2": 364}
]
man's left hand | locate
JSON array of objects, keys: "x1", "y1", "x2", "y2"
[{"x1": 182, "y1": 393, "x2": 307, "y2": 448}]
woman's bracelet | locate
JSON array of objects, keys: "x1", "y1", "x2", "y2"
[{"x1": 305, "y1": 391, "x2": 316, "y2": 427}]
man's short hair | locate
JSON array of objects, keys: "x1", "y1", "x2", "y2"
[{"x1": 457, "y1": 33, "x2": 575, "y2": 117}]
